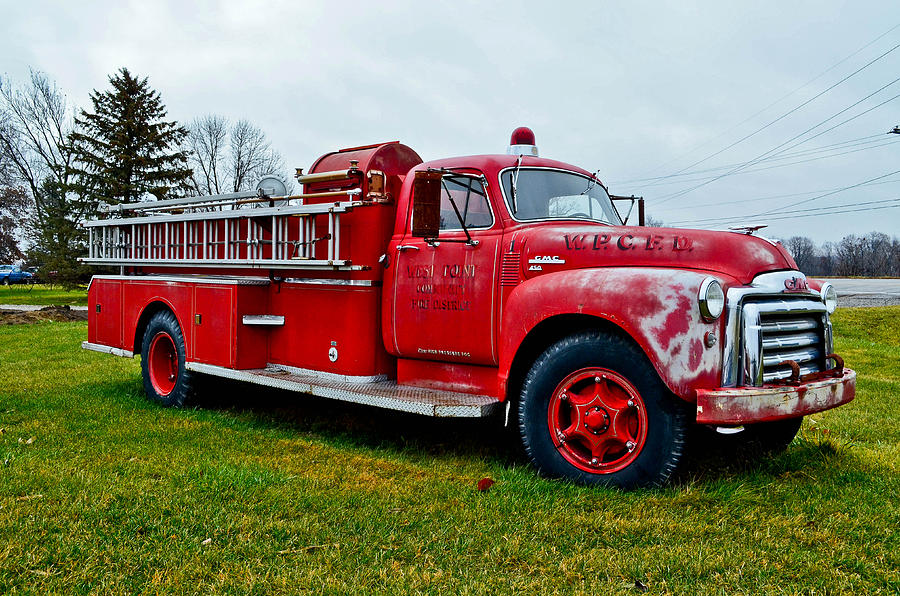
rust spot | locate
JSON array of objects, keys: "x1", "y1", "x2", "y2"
[{"x1": 688, "y1": 339, "x2": 704, "y2": 370}]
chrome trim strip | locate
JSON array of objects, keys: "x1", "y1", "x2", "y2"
[
  {"x1": 762, "y1": 332, "x2": 819, "y2": 350},
  {"x1": 87, "y1": 274, "x2": 271, "y2": 286},
  {"x1": 760, "y1": 318, "x2": 817, "y2": 333},
  {"x1": 741, "y1": 304, "x2": 764, "y2": 387},
  {"x1": 81, "y1": 341, "x2": 134, "y2": 358},
  {"x1": 79, "y1": 258, "x2": 361, "y2": 270},
  {"x1": 283, "y1": 278, "x2": 382, "y2": 287},
  {"x1": 763, "y1": 347, "x2": 821, "y2": 367},
  {"x1": 267, "y1": 363, "x2": 389, "y2": 384},
  {"x1": 763, "y1": 363, "x2": 819, "y2": 383},
  {"x1": 242, "y1": 315, "x2": 285, "y2": 326},
  {"x1": 183, "y1": 362, "x2": 500, "y2": 418}
]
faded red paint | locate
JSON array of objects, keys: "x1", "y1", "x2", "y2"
[
  {"x1": 696, "y1": 370, "x2": 856, "y2": 424},
  {"x1": 497, "y1": 268, "x2": 726, "y2": 402}
]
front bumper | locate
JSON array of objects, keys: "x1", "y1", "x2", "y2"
[{"x1": 695, "y1": 369, "x2": 856, "y2": 425}]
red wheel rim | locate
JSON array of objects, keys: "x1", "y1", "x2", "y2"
[
  {"x1": 148, "y1": 331, "x2": 178, "y2": 396},
  {"x1": 547, "y1": 368, "x2": 648, "y2": 474}
]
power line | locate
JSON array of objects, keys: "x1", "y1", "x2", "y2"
[
  {"x1": 706, "y1": 200, "x2": 900, "y2": 225},
  {"x1": 653, "y1": 176, "x2": 900, "y2": 212},
  {"x1": 651, "y1": 80, "x2": 900, "y2": 206},
  {"x1": 671, "y1": 169, "x2": 900, "y2": 225},
  {"x1": 755, "y1": 87, "x2": 900, "y2": 162},
  {"x1": 650, "y1": 39, "x2": 900, "y2": 181},
  {"x1": 671, "y1": 197, "x2": 900, "y2": 226},
  {"x1": 626, "y1": 137, "x2": 899, "y2": 190},
  {"x1": 637, "y1": 22, "x2": 900, "y2": 177},
  {"x1": 755, "y1": 160, "x2": 900, "y2": 216},
  {"x1": 613, "y1": 133, "x2": 886, "y2": 185}
]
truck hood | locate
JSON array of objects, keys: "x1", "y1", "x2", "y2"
[{"x1": 514, "y1": 224, "x2": 796, "y2": 284}]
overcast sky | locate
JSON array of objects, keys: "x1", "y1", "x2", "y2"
[{"x1": 3, "y1": 0, "x2": 898, "y2": 243}]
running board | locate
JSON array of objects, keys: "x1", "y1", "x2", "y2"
[{"x1": 185, "y1": 362, "x2": 502, "y2": 418}]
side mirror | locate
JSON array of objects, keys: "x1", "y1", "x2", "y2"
[{"x1": 411, "y1": 170, "x2": 442, "y2": 238}]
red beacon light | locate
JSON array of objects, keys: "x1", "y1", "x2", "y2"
[{"x1": 507, "y1": 126, "x2": 539, "y2": 157}]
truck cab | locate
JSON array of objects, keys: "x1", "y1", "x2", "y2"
[{"x1": 82, "y1": 128, "x2": 855, "y2": 489}]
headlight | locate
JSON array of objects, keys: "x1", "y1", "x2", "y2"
[
  {"x1": 698, "y1": 277, "x2": 725, "y2": 321},
  {"x1": 820, "y1": 283, "x2": 837, "y2": 314}
]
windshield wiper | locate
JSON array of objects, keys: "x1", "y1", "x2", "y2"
[
  {"x1": 511, "y1": 155, "x2": 523, "y2": 214},
  {"x1": 429, "y1": 173, "x2": 479, "y2": 246},
  {"x1": 580, "y1": 169, "x2": 602, "y2": 195}
]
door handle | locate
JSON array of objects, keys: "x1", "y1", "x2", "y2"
[{"x1": 397, "y1": 245, "x2": 420, "y2": 251}]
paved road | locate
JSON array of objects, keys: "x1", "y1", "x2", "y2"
[
  {"x1": 823, "y1": 278, "x2": 900, "y2": 308},
  {"x1": 826, "y1": 278, "x2": 900, "y2": 295},
  {"x1": 0, "y1": 304, "x2": 88, "y2": 311}
]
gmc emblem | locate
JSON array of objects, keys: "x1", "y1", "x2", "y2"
[{"x1": 784, "y1": 277, "x2": 809, "y2": 292}]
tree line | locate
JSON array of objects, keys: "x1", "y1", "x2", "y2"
[
  {"x1": 782, "y1": 233, "x2": 900, "y2": 277},
  {"x1": 0, "y1": 68, "x2": 290, "y2": 285}
]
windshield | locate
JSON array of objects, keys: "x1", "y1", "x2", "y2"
[{"x1": 501, "y1": 168, "x2": 622, "y2": 225}]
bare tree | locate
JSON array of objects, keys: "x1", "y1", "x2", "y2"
[
  {"x1": 186, "y1": 114, "x2": 228, "y2": 195},
  {"x1": 862, "y1": 232, "x2": 892, "y2": 277},
  {"x1": 230, "y1": 119, "x2": 284, "y2": 192},
  {"x1": 185, "y1": 115, "x2": 289, "y2": 196},
  {"x1": 783, "y1": 236, "x2": 817, "y2": 273},
  {"x1": 834, "y1": 235, "x2": 865, "y2": 276},
  {"x1": 0, "y1": 70, "x2": 77, "y2": 219}
]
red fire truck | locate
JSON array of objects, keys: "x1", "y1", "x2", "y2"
[{"x1": 81, "y1": 128, "x2": 855, "y2": 489}]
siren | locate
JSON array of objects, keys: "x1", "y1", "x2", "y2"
[{"x1": 506, "y1": 126, "x2": 539, "y2": 157}]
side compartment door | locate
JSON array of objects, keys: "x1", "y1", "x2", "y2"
[
  {"x1": 93, "y1": 279, "x2": 123, "y2": 348},
  {"x1": 192, "y1": 285, "x2": 235, "y2": 367},
  {"x1": 391, "y1": 172, "x2": 501, "y2": 365}
]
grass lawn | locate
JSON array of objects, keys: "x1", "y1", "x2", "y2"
[
  {"x1": 0, "y1": 285, "x2": 88, "y2": 306},
  {"x1": 0, "y1": 308, "x2": 897, "y2": 593}
]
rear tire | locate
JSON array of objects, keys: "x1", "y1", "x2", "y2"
[
  {"x1": 140, "y1": 310, "x2": 194, "y2": 407},
  {"x1": 518, "y1": 331, "x2": 689, "y2": 490}
]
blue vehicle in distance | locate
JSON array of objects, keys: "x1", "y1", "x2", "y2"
[{"x1": 0, "y1": 265, "x2": 34, "y2": 285}]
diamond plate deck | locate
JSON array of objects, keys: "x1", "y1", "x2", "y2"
[{"x1": 185, "y1": 362, "x2": 502, "y2": 417}]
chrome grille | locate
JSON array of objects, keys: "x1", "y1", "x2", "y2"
[
  {"x1": 759, "y1": 313, "x2": 824, "y2": 382},
  {"x1": 739, "y1": 298, "x2": 828, "y2": 386}
]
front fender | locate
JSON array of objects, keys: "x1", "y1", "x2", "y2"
[{"x1": 499, "y1": 267, "x2": 731, "y2": 402}]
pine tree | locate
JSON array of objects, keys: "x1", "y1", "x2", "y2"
[
  {"x1": 69, "y1": 68, "x2": 191, "y2": 205},
  {"x1": 25, "y1": 178, "x2": 92, "y2": 287}
]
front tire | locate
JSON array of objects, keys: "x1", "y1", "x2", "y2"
[
  {"x1": 140, "y1": 310, "x2": 194, "y2": 407},
  {"x1": 735, "y1": 417, "x2": 803, "y2": 454},
  {"x1": 518, "y1": 331, "x2": 688, "y2": 489}
]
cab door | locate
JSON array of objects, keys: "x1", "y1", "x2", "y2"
[{"x1": 390, "y1": 171, "x2": 501, "y2": 365}]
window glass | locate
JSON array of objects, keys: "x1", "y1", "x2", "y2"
[
  {"x1": 439, "y1": 175, "x2": 493, "y2": 230},
  {"x1": 501, "y1": 169, "x2": 622, "y2": 224}
]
